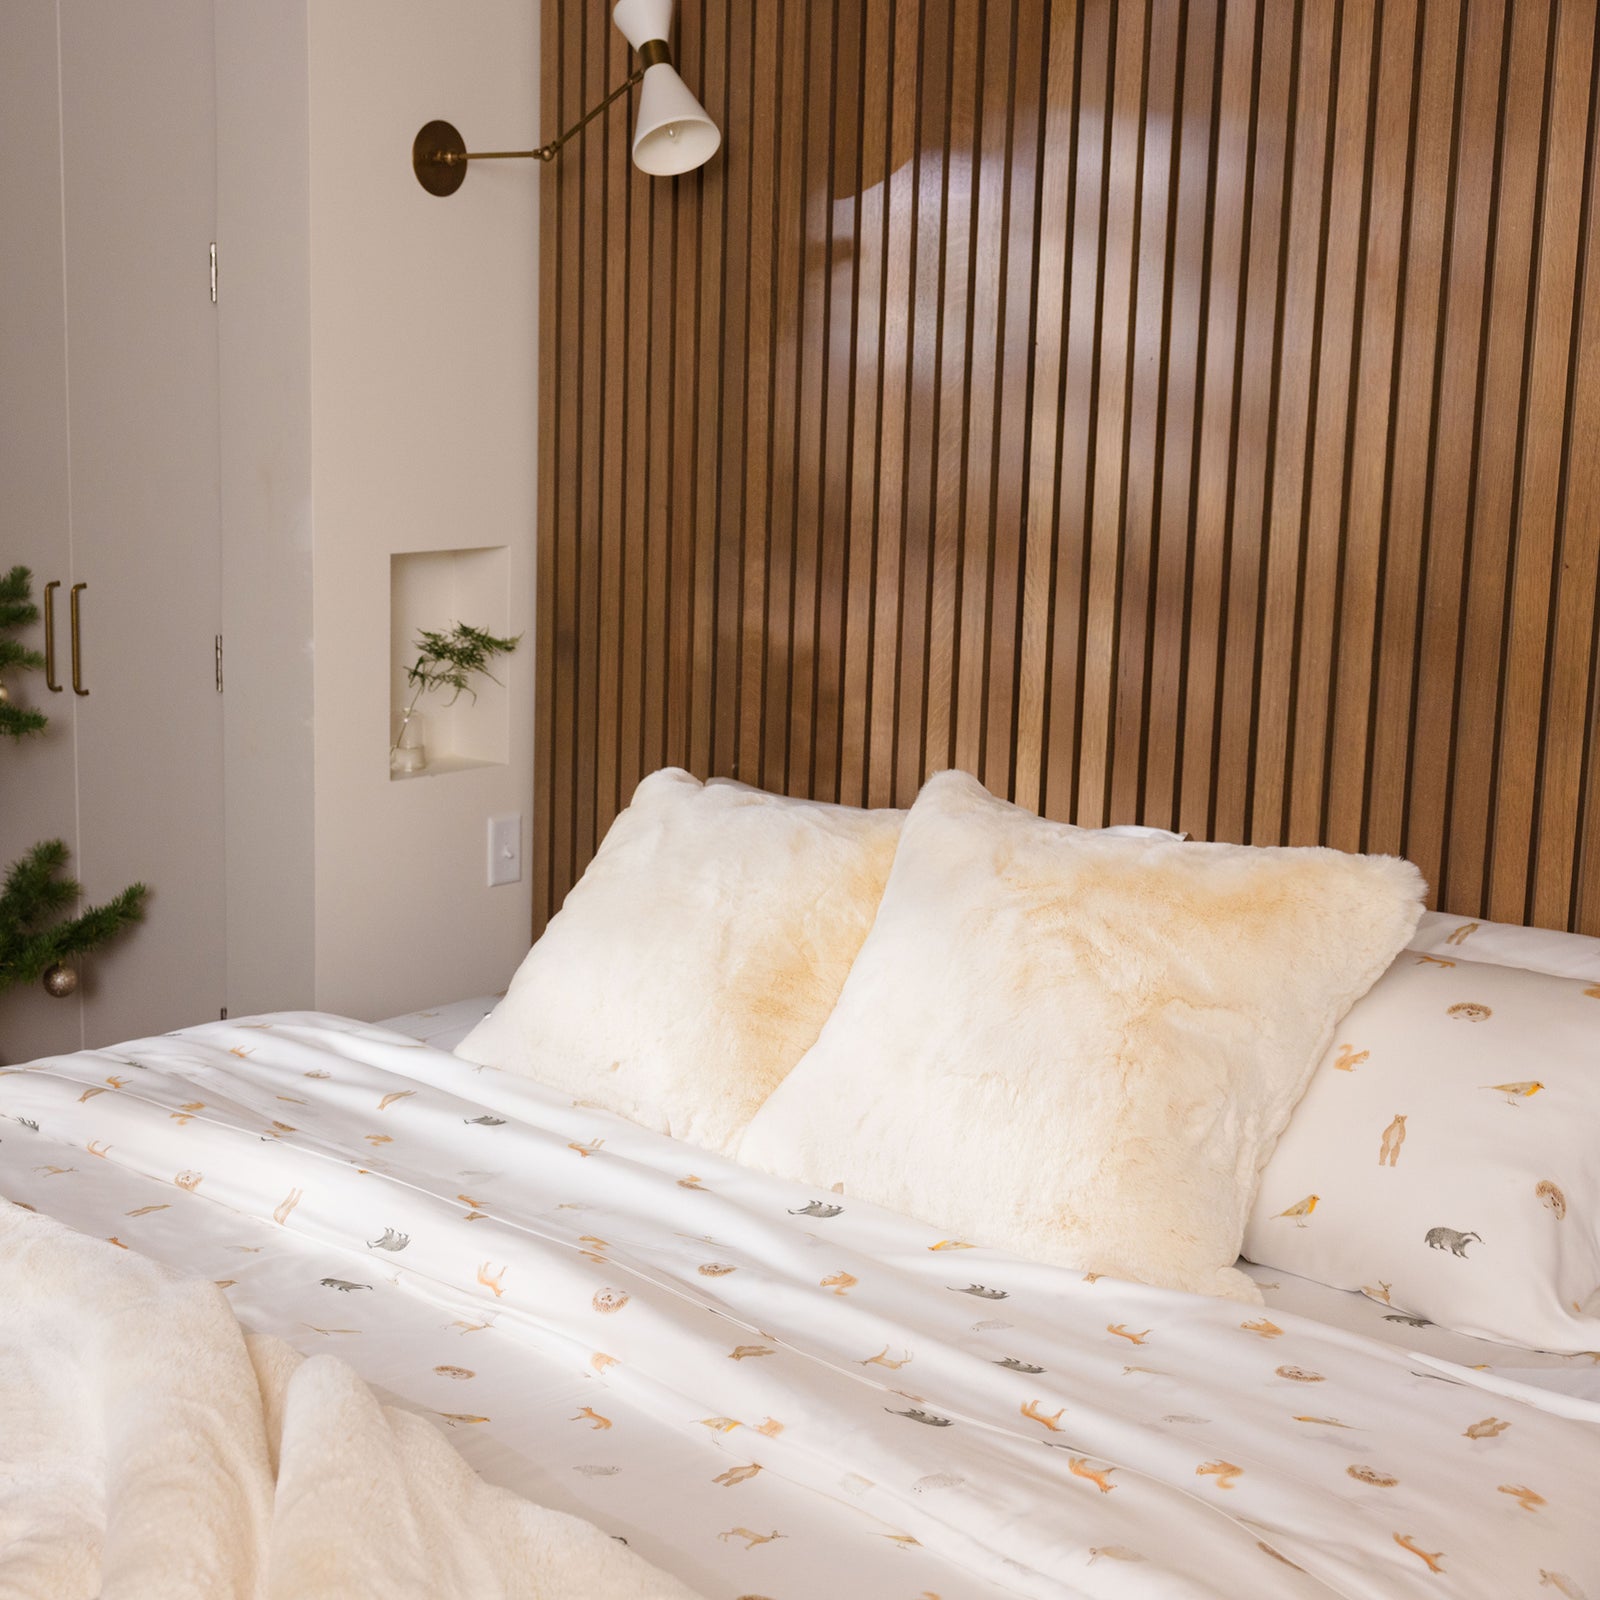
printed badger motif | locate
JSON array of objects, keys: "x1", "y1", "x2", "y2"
[
  {"x1": 788, "y1": 1200, "x2": 843, "y2": 1218},
  {"x1": 1424, "y1": 1226, "x2": 1481, "y2": 1257}
]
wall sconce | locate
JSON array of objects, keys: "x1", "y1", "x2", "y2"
[{"x1": 413, "y1": 0, "x2": 720, "y2": 196}]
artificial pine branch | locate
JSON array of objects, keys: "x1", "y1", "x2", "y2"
[
  {"x1": 0, "y1": 701, "x2": 48, "y2": 740},
  {"x1": 0, "y1": 566, "x2": 39, "y2": 633},
  {"x1": 0, "y1": 841, "x2": 148, "y2": 992}
]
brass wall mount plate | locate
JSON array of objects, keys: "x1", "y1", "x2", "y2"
[{"x1": 413, "y1": 120, "x2": 468, "y2": 197}]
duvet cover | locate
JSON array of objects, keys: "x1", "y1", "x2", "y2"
[{"x1": 2, "y1": 1013, "x2": 1597, "y2": 1600}]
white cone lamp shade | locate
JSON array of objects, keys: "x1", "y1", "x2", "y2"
[{"x1": 612, "y1": 0, "x2": 721, "y2": 175}]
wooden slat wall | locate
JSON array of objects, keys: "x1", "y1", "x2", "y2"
[{"x1": 536, "y1": 0, "x2": 1600, "y2": 938}]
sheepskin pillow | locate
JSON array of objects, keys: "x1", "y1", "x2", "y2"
[
  {"x1": 738, "y1": 771, "x2": 1426, "y2": 1302},
  {"x1": 1244, "y1": 952, "x2": 1600, "y2": 1350},
  {"x1": 454, "y1": 768, "x2": 904, "y2": 1154}
]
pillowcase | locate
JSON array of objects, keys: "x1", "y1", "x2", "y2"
[
  {"x1": 1407, "y1": 909, "x2": 1600, "y2": 982},
  {"x1": 1244, "y1": 953, "x2": 1600, "y2": 1351},
  {"x1": 455, "y1": 769, "x2": 903, "y2": 1154},
  {"x1": 738, "y1": 771, "x2": 1425, "y2": 1302}
]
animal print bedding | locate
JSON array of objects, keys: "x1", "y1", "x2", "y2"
[{"x1": 3, "y1": 1013, "x2": 1599, "y2": 1599}]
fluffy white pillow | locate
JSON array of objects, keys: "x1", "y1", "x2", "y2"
[
  {"x1": 1244, "y1": 953, "x2": 1600, "y2": 1350},
  {"x1": 455, "y1": 769, "x2": 903, "y2": 1154},
  {"x1": 738, "y1": 771, "x2": 1425, "y2": 1302}
]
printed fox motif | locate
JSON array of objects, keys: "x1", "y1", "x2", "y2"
[
  {"x1": 860, "y1": 1346, "x2": 913, "y2": 1369},
  {"x1": 1498, "y1": 1484, "x2": 1545, "y2": 1512},
  {"x1": 820, "y1": 1271, "x2": 858, "y2": 1296},
  {"x1": 1335, "y1": 1045, "x2": 1370, "y2": 1072},
  {"x1": 1021, "y1": 1400, "x2": 1065, "y2": 1432},
  {"x1": 1068, "y1": 1458, "x2": 1117, "y2": 1493},
  {"x1": 1196, "y1": 1460, "x2": 1243, "y2": 1490},
  {"x1": 1108, "y1": 1324, "x2": 1150, "y2": 1346},
  {"x1": 477, "y1": 1261, "x2": 506, "y2": 1297},
  {"x1": 568, "y1": 1139, "x2": 604, "y2": 1157},
  {"x1": 718, "y1": 1528, "x2": 784, "y2": 1548},
  {"x1": 1241, "y1": 1319, "x2": 1283, "y2": 1339},
  {"x1": 1378, "y1": 1114, "x2": 1407, "y2": 1167},
  {"x1": 571, "y1": 1407, "x2": 612, "y2": 1430},
  {"x1": 1394, "y1": 1534, "x2": 1444, "y2": 1573}
]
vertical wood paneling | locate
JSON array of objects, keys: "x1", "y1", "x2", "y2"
[{"x1": 540, "y1": 0, "x2": 1600, "y2": 938}]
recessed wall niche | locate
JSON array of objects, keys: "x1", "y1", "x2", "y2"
[{"x1": 389, "y1": 546, "x2": 512, "y2": 780}]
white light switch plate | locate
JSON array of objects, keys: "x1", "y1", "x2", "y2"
[{"x1": 487, "y1": 813, "x2": 522, "y2": 887}]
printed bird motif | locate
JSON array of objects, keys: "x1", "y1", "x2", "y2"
[
  {"x1": 819, "y1": 1271, "x2": 857, "y2": 1296},
  {"x1": 951, "y1": 1284, "x2": 1008, "y2": 1299},
  {"x1": 1334, "y1": 1045, "x2": 1370, "y2": 1072},
  {"x1": 103, "y1": 1075, "x2": 128, "y2": 1090},
  {"x1": 1068, "y1": 1457, "x2": 1117, "y2": 1493},
  {"x1": 1108, "y1": 1324, "x2": 1150, "y2": 1345},
  {"x1": 1394, "y1": 1534, "x2": 1445, "y2": 1574},
  {"x1": 433, "y1": 1412, "x2": 489, "y2": 1426},
  {"x1": 927, "y1": 1239, "x2": 975, "y2": 1251},
  {"x1": 886, "y1": 1407, "x2": 954, "y2": 1427},
  {"x1": 718, "y1": 1528, "x2": 784, "y2": 1548},
  {"x1": 1484, "y1": 1080, "x2": 1543, "y2": 1106},
  {"x1": 364, "y1": 1133, "x2": 393, "y2": 1147},
  {"x1": 712, "y1": 1463, "x2": 762, "y2": 1486},
  {"x1": 1464, "y1": 1416, "x2": 1510, "y2": 1439},
  {"x1": 228, "y1": 1046, "x2": 254, "y2": 1059},
  {"x1": 753, "y1": 1417, "x2": 783, "y2": 1437},
  {"x1": 1498, "y1": 1484, "x2": 1545, "y2": 1512},
  {"x1": 788, "y1": 1201, "x2": 842, "y2": 1218},
  {"x1": 1275, "y1": 1195, "x2": 1319, "y2": 1227},
  {"x1": 859, "y1": 1346, "x2": 913, "y2": 1369},
  {"x1": 1240, "y1": 1319, "x2": 1283, "y2": 1339},
  {"x1": 169, "y1": 1101, "x2": 205, "y2": 1125},
  {"x1": 572, "y1": 1407, "x2": 612, "y2": 1430},
  {"x1": 1540, "y1": 1572, "x2": 1590, "y2": 1598},
  {"x1": 698, "y1": 1416, "x2": 742, "y2": 1433},
  {"x1": 1197, "y1": 1460, "x2": 1243, "y2": 1490},
  {"x1": 590, "y1": 1352, "x2": 618, "y2": 1372},
  {"x1": 377, "y1": 1090, "x2": 415, "y2": 1111},
  {"x1": 1021, "y1": 1400, "x2": 1065, "y2": 1432},
  {"x1": 1294, "y1": 1416, "x2": 1355, "y2": 1428},
  {"x1": 367, "y1": 1227, "x2": 409, "y2": 1251},
  {"x1": 728, "y1": 1344, "x2": 775, "y2": 1360},
  {"x1": 476, "y1": 1262, "x2": 506, "y2": 1297},
  {"x1": 273, "y1": 1189, "x2": 303, "y2": 1225}
]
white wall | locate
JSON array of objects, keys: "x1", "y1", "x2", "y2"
[{"x1": 308, "y1": 1, "x2": 540, "y2": 1020}]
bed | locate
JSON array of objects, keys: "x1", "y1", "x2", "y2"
[{"x1": 5, "y1": 995, "x2": 1598, "y2": 1599}]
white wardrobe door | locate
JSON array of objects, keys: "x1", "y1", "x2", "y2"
[
  {"x1": 60, "y1": 0, "x2": 227, "y2": 1045},
  {"x1": 0, "y1": 0, "x2": 85, "y2": 1064}
]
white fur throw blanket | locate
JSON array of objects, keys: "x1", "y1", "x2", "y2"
[{"x1": 0, "y1": 1203, "x2": 702, "y2": 1600}]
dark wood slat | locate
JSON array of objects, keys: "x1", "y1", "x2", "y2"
[{"x1": 536, "y1": 0, "x2": 1600, "y2": 940}]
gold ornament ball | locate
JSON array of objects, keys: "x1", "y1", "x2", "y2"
[
  {"x1": 0, "y1": 679, "x2": 10, "y2": 705},
  {"x1": 42, "y1": 962, "x2": 78, "y2": 998}
]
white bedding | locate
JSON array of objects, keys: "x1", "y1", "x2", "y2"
[{"x1": 4, "y1": 1013, "x2": 1599, "y2": 1599}]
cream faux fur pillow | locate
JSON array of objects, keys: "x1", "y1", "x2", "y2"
[
  {"x1": 455, "y1": 769, "x2": 904, "y2": 1154},
  {"x1": 738, "y1": 772, "x2": 1426, "y2": 1302}
]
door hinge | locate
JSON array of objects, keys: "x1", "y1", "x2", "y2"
[
  {"x1": 214, "y1": 634, "x2": 224, "y2": 692},
  {"x1": 209, "y1": 242, "x2": 217, "y2": 304}
]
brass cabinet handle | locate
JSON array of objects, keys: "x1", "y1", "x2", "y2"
[
  {"x1": 70, "y1": 582, "x2": 88, "y2": 696},
  {"x1": 43, "y1": 580, "x2": 62, "y2": 692}
]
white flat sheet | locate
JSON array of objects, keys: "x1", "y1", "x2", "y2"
[
  {"x1": 4, "y1": 1014, "x2": 1599, "y2": 1600},
  {"x1": 380, "y1": 994, "x2": 501, "y2": 1053}
]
